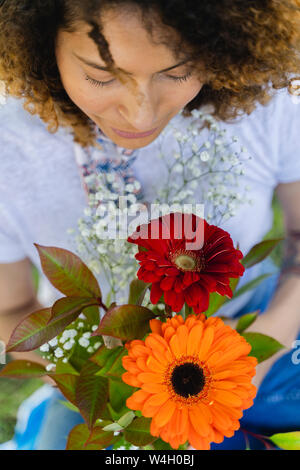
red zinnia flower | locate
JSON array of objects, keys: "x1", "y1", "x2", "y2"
[{"x1": 127, "y1": 212, "x2": 245, "y2": 313}]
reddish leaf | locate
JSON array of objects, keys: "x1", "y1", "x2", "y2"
[
  {"x1": 6, "y1": 307, "x2": 79, "y2": 353},
  {"x1": 0, "y1": 360, "x2": 46, "y2": 379},
  {"x1": 75, "y1": 361, "x2": 109, "y2": 429},
  {"x1": 49, "y1": 297, "x2": 100, "y2": 323},
  {"x1": 94, "y1": 304, "x2": 156, "y2": 341},
  {"x1": 66, "y1": 423, "x2": 116, "y2": 450},
  {"x1": 242, "y1": 239, "x2": 283, "y2": 269},
  {"x1": 34, "y1": 244, "x2": 101, "y2": 298},
  {"x1": 51, "y1": 373, "x2": 78, "y2": 405}
]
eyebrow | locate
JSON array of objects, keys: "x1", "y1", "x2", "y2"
[{"x1": 73, "y1": 52, "x2": 190, "y2": 74}]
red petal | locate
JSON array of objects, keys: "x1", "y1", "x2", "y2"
[{"x1": 150, "y1": 283, "x2": 163, "y2": 304}]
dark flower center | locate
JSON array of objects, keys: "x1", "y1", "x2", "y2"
[{"x1": 171, "y1": 363, "x2": 205, "y2": 398}]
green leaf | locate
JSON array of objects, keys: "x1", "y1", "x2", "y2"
[
  {"x1": 269, "y1": 432, "x2": 300, "y2": 450},
  {"x1": 82, "y1": 305, "x2": 100, "y2": 325},
  {"x1": 117, "y1": 411, "x2": 136, "y2": 428},
  {"x1": 152, "y1": 438, "x2": 174, "y2": 450},
  {"x1": 236, "y1": 312, "x2": 259, "y2": 333},
  {"x1": 6, "y1": 307, "x2": 79, "y2": 353},
  {"x1": 128, "y1": 279, "x2": 150, "y2": 305},
  {"x1": 234, "y1": 273, "x2": 273, "y2": 299},
  {"x1": 0, "y1": 360, "x2": 46, "y2": 379},
  {"x1": 34, "y1": 244, "x2": 102, "y2": 298},
  {"x1": 91, "y1": 345, "x2": 123, "y2": 373},
  {"x1": 75, "y1": 361, "x2": 109, "y2": 429},
  {"x1": 102, "y1": 423, "x2": 123, "y2": 432},
  {"x1": 242, "y1": 332, "x2": 285, "y2": 363},
  {"x1": 123, "y1": 417, "x2": 156, "y2": 446},
  {"x1": 242, "y1": 239, "x2": 283, "y2": 269},
  {"x1": 109, "y1": 379, "x2": 133, "y2": 416},
  {"x1": 94, "y1": 304, "x2": 156, "y2": 341},
  {"x1": 66, "y1": 423, "x2": 116, "y2": 450},
  {"x1": 49, "y1": 297, "x2": 100, "y2": 323},
  {"x1": 55, "y1": 359, "x2": 80, "y2": 375},
  {"x1": 204, "y1": 277, "x2": 240, "y2": 317}
]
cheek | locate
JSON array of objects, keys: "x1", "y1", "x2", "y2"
[
  {"x1": 162, "y1": 79, "x2": 203, "y2": 108},
  {"x1": 57, "y1": 61, "x2": 110, "y2": 115}
]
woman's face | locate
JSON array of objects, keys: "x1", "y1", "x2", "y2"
[{"x1": 55, "y1": 8, "x2": 204, "y2": 149}]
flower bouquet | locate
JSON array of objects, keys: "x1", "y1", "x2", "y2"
[{"x1": 1, "y1": 210, "x2": 298, "y2": 451}]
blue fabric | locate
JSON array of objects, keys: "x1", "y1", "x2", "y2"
[{"x1": 211, "y1": 257, "x2": 300, "y2": 450}]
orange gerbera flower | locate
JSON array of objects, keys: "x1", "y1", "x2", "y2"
[{"x1": 122, "y1": 314, "x2": 257, "y2": 450}]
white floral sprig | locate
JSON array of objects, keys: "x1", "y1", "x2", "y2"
[
  {"x1": 69, "y1": 109, "x2": 252, "y2": 307},
  {"x1": 40, "y1": 313, "x2": 102, "y2": 368}
]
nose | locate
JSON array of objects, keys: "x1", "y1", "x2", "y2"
[{"x1": 117, "y1": 82, "x2": 158, "y2": 131}]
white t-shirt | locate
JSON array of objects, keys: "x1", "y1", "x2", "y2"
[{"x1": 0, "y1": 90, "x2": 299, "y2": 316}]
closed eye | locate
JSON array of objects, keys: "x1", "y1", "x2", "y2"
[{"x1": 84, "y1": 71, "x2": 192, "y2": 88}]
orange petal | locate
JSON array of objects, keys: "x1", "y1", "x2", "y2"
[
  {"x1": 169, "y1": 334, "x2": 182, "y2": 357},
  {"x1": 188, "y1": 424, "x2": 211, "y2": 450},
  {"x1": 126, "y1": 390, "x2": 150, "y2": 410},
  {"x1": 141, "y1": 382, "x2": 167, "y2": 393},
  {"x1": 164, "y1": 326, "x2": 176, "y2": 343},
  {"x1": 144, "y1": 392, "x2": 170, "y2": 407},
  {"x1": 212, "y1": 389, "x2": 243, "y2": 407},
  {"x1": 189, "y1": 405, "x2": 212, "y2": 437},
  {"x1": 198, "y1": 327, "x2": 214, "y2": 361},
  {"x1": 150, "y1": 319, "x2": 163, "y2": 335},
  {"x1": 153, "y1": 400, "x2": 176, "y2": 427},
  {"x1": 122, "y1": 372, "x2": 142, "y2": 387},
  {"x1": 187, "y1": 324, "x2": 203, "y2": 355},
  {"x1": 176, "y1": 325, "x2": 189, "y2": 355},
  {"x1": 138, "y1": 372, "x2": 164, "y2": 384},
  {"x1": 146, "y1": 356, "x2": 166, "y2": 374}
]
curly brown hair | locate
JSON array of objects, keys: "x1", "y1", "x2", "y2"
[{"x1": 0, "y1": 0, "x2": 299, "y2": 148}]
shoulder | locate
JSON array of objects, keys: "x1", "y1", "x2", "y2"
[{"x1": 0, "y1": 96, "x2": 75, "y2": 189}]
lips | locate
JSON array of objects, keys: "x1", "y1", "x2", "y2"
[{"x1": 111, "y1": 127, "x2": 159, "y2": 139}]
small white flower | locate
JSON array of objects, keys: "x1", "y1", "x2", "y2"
[
  {"x1": 54, "y1": 348, "x2": 64, "y2": 358},
  {"x1": 78, "y1": 313, "x2": 86, "y2": 320},
  {"x1": 78, "y1": 322, "x2": 85, "y2": 328},
  {"x1": 63, "y1": 340, "x2": 75, "y2": 351},
  {"x1": 94, "y1": 342, "x2": 101, "y2": 350},
  {"x1": 200, "y1": 151, "x2": 210, "y2": 162},
  {"x1": 83, "y1": 332, "x2": 91, "y2": 339},
  {"x1": 92, "y1": 325, "x2": 98, "y2": 332},
  {"x1": 46, "y1": 364, "x2": 56, "y2": 372},
  {"x1": 79, "y1": 337, "x2": 90, "y2": 348},
  {"x1": 48, "y1": 338, "x2": 58, "y2": 347},
  {"x1": 40, "y1": 344, "x2": 50, "y2": 352}
]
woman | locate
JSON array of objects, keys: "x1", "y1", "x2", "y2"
[{"x1": 0, "y1": 0, "x2": 300, "y2": 450}]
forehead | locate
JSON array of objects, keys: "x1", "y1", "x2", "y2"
[{"x1": 60, "y1": 7, "x2": 190, "y2": 71}]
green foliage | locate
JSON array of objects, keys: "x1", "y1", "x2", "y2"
[
  {"x1": 6, "y1": 306, "x2": 88, "y2": 353},
  {"x1": 75, "y1": 361, "x2": 109, "y2": 429},
  {"x1": 94, "y1": 304, "x2": 157, "y2": 341},
  {"x1": 0, "y1": 360, "x2": 46, "y2": 379},
  {"x1": 236, "y1": 312, "x2": 258, "y2": 333},
  {"x1": 242, "y1": 332, "x2": 285, "y2": 363},
  {"x1": 204, "y1": 278, "x2": 239, "y2": 317},
  {"x1": 234, "y1": 273, "x2": 273, "y2": 299},
  {"x1": 66, "y1": 423, "x2": 116, "y2": 450},
  {"x1": 242, "y1": 239, "x2": 283, "y2": 269},
  {"x1": 269, "y1": 432, "x2": 300, "y2": 450},
  {"x1": 128, "y1": 279, "x2": 150, "y2": 305},
  {"x1": 123, "y1": 417, "x2": 157, "y2": 446},
  {"x1": 35, "y1": 244, "x2": 102, "y2": 298}
]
